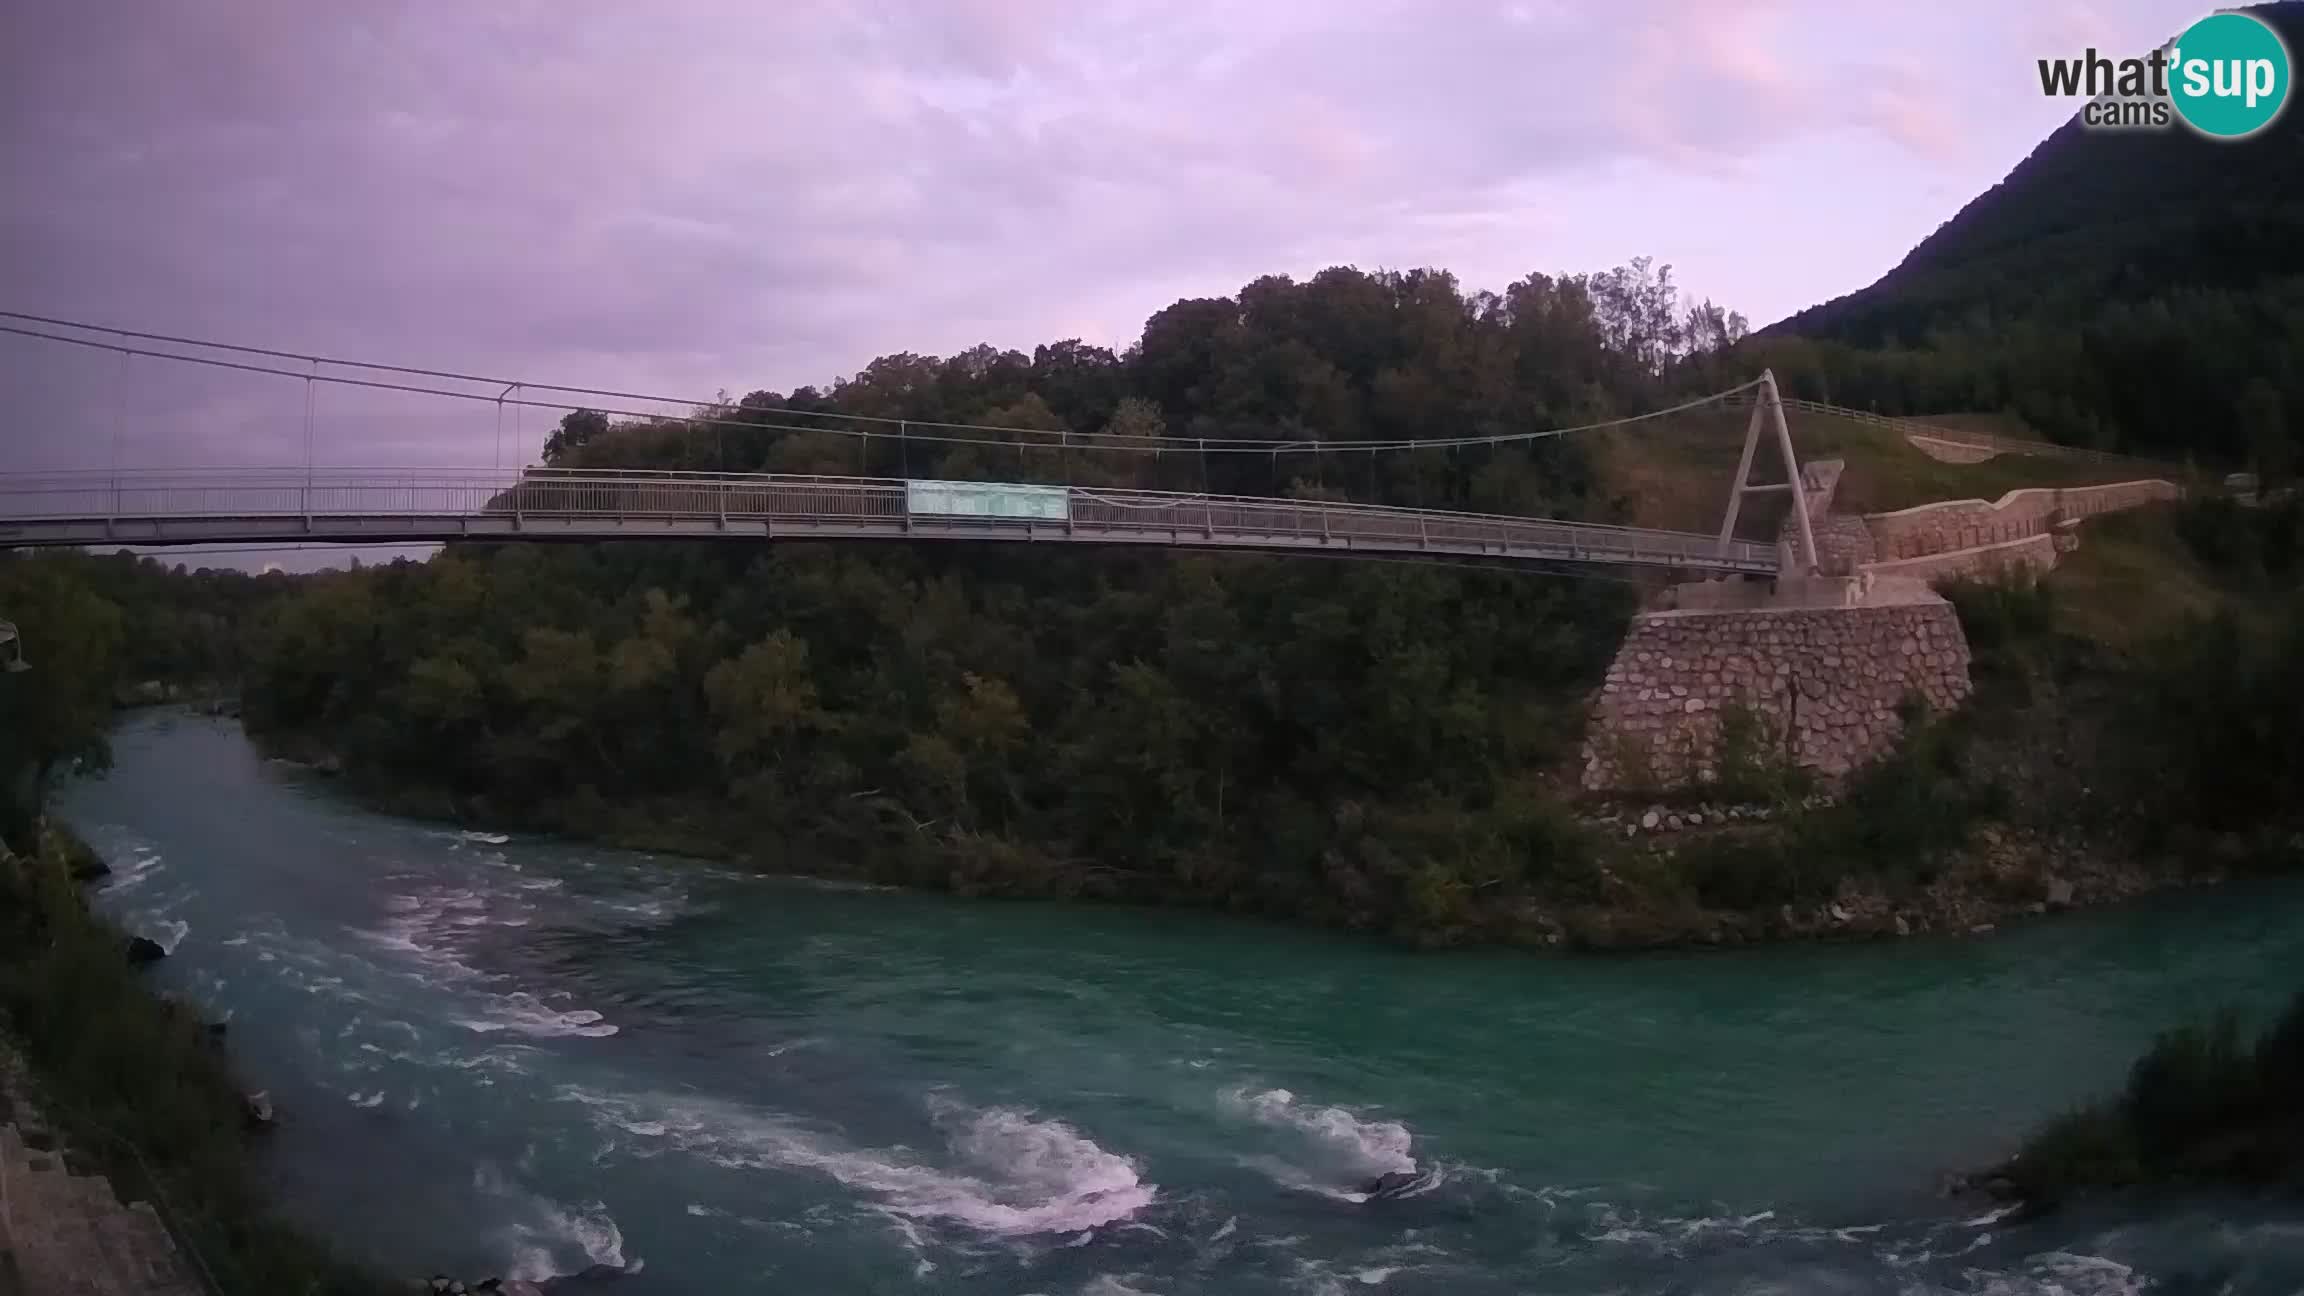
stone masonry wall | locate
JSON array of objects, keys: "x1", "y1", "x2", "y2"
[
  {"x1": 1809, "y1": 516, "x2": 1879, "y2": 575},
  {"x1": 1860, "y1": 532, "x2": 2058, "y2": 585},
  {"x1": 1581, "y1": 600, "x2": 1973, "y2": 791},
  {"x1": 1774, "y1": 459, "x2": 1877, "y2": 575},
  {"x1": 1862, "y1": 480, "x2": 2180, "y2": 560}
]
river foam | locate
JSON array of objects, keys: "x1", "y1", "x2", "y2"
[
  {"x1": 559, "y1": 1085, "x2": 1155, "y2": 1238},
  {"x1": 475, "y1": 1165, "x2": 634, "y2": 1283},
  {"x1": 1220, "y1": 1086, "x2": 1431, "y2": 1201},
  {"x1": 359, "y1": 885, "x2": 622, "y2": 1038}
]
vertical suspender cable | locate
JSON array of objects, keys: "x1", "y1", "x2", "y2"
[
  {"x1": 304, "y1": 360, "x2": 317, "y2": 484},
  {"x1": 113, "y1": 336, "x2": 127, "y2": 520},
  {"x1": 496, "y1": 383, "x2": 517, "y2": 473}
]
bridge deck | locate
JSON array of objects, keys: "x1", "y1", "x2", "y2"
[{"x1": 0, "y1": 469, "x2": 1780, "y2": 574}]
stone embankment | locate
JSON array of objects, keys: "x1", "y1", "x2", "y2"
[
  {"x1": 0, "y1": 1046, "x2": 201, "y2": 1296},
  {"x1": 1585, "y1": 796, "x2": 1828, "y2": 836},
  {"x1": 1581, "y1": 602, "x2": 1971, "y2": 789}
]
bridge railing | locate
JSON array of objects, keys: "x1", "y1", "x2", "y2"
[
  {"x1": 0, "y1": 467, "x2": 1779, "y2": 570},
  {"x1": 0, "y1": 469, "x2": 911, "y2": 521}
]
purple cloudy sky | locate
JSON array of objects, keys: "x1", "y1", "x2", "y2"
[{"x1": 0, "y1": 0, "x2": 2208, "y2": 493}]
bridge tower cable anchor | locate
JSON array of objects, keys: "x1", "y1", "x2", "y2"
[
  {"x1": 1713, "y1": 371, "x2": 1820, "y2": 576},
  {"x1": 1766, "y1": 369, "x2": 1822, "y2": 574}
]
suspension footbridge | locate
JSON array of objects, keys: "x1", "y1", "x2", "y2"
[
  {"x1": 0, "y1": 312, "x2": 1826, "y2": 575},
  {"x1": 0, "y1": 469, "x2": 1783, "y2": 573}
]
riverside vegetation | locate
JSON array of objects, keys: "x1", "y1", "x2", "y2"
[{"x1": 1990, "y1": 988, "x2": 2304, "y2": 1208}]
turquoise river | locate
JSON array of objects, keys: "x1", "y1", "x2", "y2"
[{"x1": 56, "y1": 711, "x2": 2304, "y2": 1294}]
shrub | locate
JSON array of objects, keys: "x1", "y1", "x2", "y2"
[
  {"x1": 1677, "y1": 834, "x2": 1821, "y2": 910},
  {"x1": 1942, "y1": 572, "x2": 2059, "y2": 680},
  {"x1": 1711, "y1": 697, "x2": 1812, "y2": 806},
  {"x1": 2007, "y1": 1107, "x2": 2143, "y2": 1203},
  {"x1": 2121, "y1": 597, "x2": 2304, "y2": 834},
  {"x1": 2008, "y1": 988, "x2": 2304, "y2": 1205},
  {"x1": 2174, "y1": 495, "x2": 2303, "y2": 584}
]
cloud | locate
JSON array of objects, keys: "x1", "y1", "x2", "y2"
[{"x1": 0, "y1": 0, "x2": 2187, "y2": 476}]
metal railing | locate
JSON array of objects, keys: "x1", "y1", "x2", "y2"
[{"x1": 0, "y1": 467, "x2": 1781, "y2": 573}]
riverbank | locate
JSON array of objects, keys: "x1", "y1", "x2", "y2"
[
  {"x1": 0, "y1": 822, "x2": 387, "y2": 1295},
  {"x1": 245, "y1": 713, "x2": 2253, "y2": 957},
  {"x1": 247, "y1": 604, "x2": 2289, "y2": 956}
]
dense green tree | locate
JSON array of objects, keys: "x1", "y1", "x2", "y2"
[
  {"x1": 2241, "y1": 377, "x2": 2291, "y2": 487},
  {"x1": 542, "y1": 408, "x2": 609, "y2": 464}
]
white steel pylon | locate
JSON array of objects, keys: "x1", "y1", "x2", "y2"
[{"x1": 1715, "y1": 368, "x2": 1820, "y2": 574}]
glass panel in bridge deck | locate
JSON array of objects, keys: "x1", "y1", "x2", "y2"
[{"x1": 904, "y1": 480, "x2": 1070, "y2": 521}]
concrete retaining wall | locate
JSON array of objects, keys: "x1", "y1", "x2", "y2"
[
  {"x1": 1906, "y1": 434, "x2": 2001, "y2": 464},
  {"x1": 1581, "y1": 600, "x2": 1972, "y2": 791}
]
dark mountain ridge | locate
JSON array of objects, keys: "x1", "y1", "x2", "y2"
[
  {"x1": 1771, "y1": 1, "x2": 2304, "y2": 345},
  {"x1": 1746, "y1": 2, "x2": 2302, "y2": 468}
]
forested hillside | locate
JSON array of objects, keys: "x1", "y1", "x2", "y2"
[
  {"x1": 0, "y1": 552, "x2": 285, "y2": 839},
  {"x1": 229, "y1": 261, "x2": 1770, "y2": 941},
  {"x1": 1756, "y1": 1, "x2": 2303, "y2": 473}
]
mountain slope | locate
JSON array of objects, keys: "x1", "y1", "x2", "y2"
[
  {"x1": 1752, "y1": 2, "x2": 2304, "y2": 471},
  {"x1": 1772, "y1": 1, "x2": 2304, "y2": 345}
]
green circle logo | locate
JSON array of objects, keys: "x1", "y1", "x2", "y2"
[{"x1": 2169, "y1": 11, "x2": 2291, "y2": 139}]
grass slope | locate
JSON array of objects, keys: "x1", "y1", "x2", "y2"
[
  {"x1": 1593, "y1": 405, "x2": 2171, "y2": 537},
  {"x1": 1909, "y1": 411, "x2": 2045, "y2": 443},
  {"x1": 2042, "y1": 505, "x2": 2231, "y2": 654}
]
